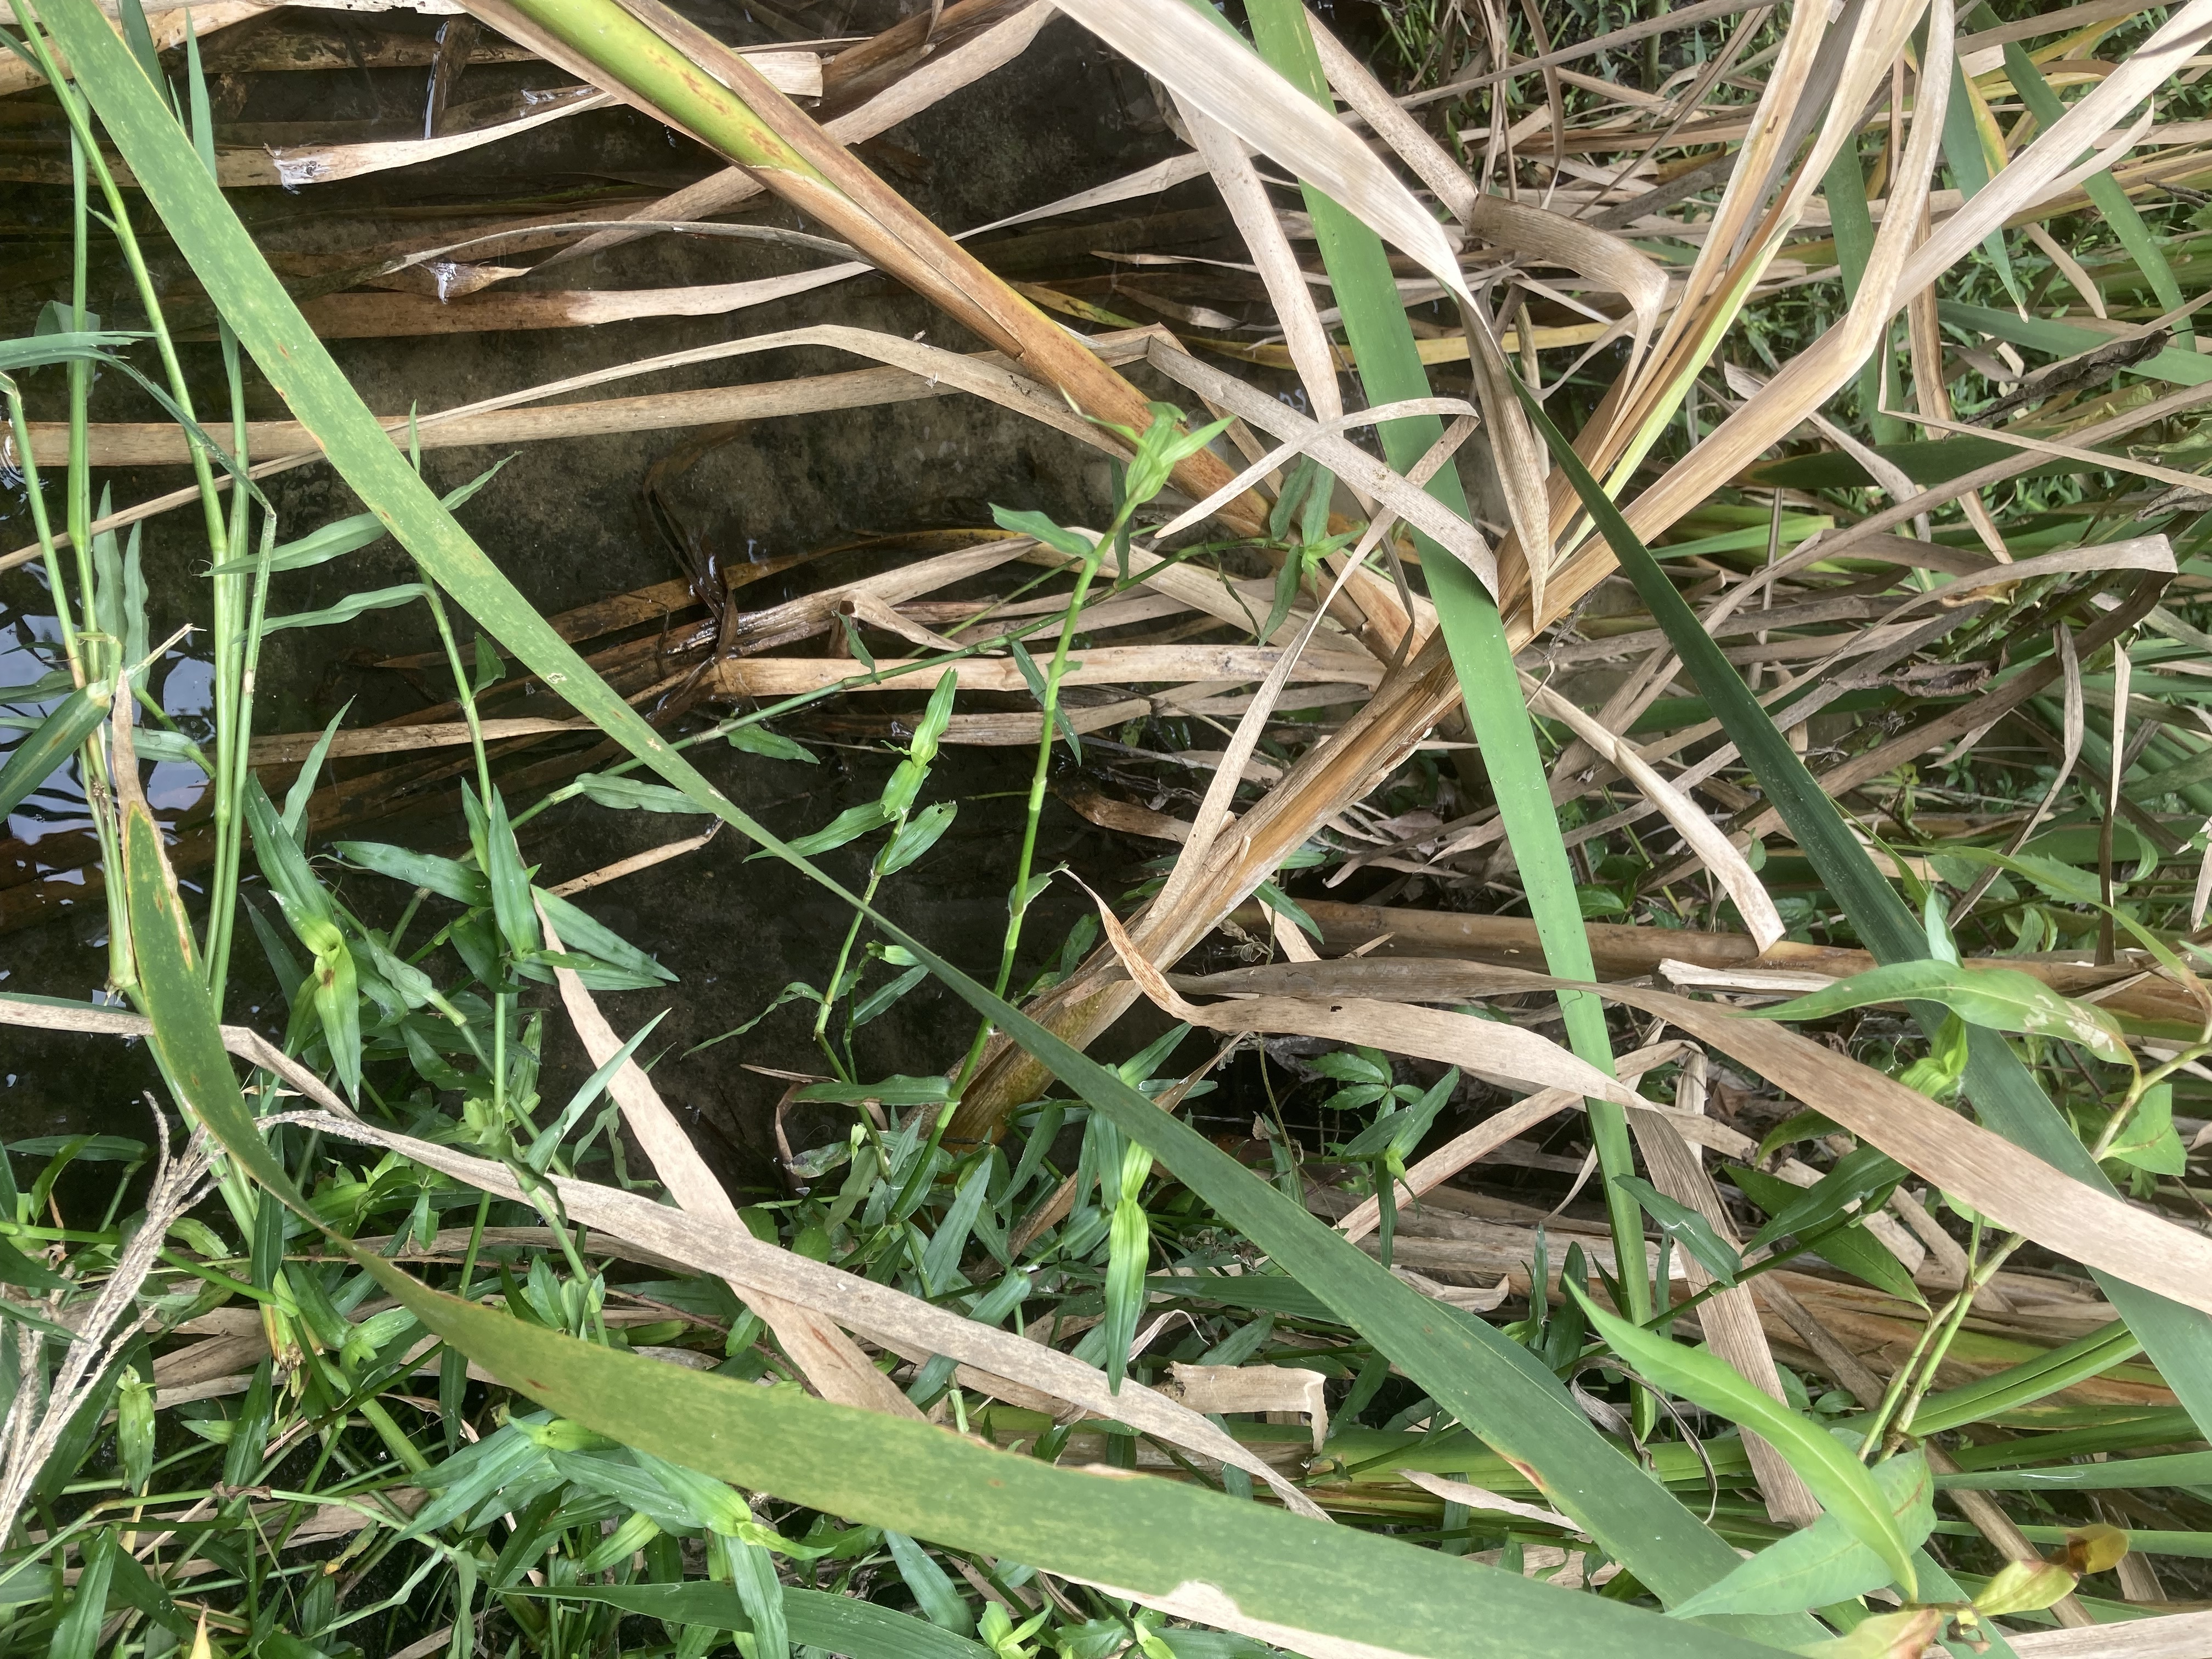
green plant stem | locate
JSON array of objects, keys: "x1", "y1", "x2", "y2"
[
  {"x1": 3, "y1": 386, "x2": 80, "y2": 674},
  {"x1": 65, "y1": 128, "x2": 94, "y2": 640},
  {"x1": 1893, "y1": 1231, "x2": 2028, "y2": 1444},
  {"x1": 203, "y1": 343, "x2": 255, "y2": 1000},
  {"x1": 955, "y1": 535, "x2": 1110, "y2": 1090},
  {"x1": 14, "y1": 5, "x2": 226, "y2": 562},
  {"x1": 205, "y1": 511, "x2": 274, "y2": 1002},
  {"x1": 995, "y1": 545, "x2": 1103, "y2": 994},
  {"x1": 817, "y1": 889, "x2": 885, "y2": 1083},
  {"x1": 418, "y1": 577, "x2": 504, "y2": 1111}
]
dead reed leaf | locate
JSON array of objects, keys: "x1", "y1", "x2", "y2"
[
  {"x1": 1629, "y1": 1107, "x2": 1820, "y2": 1525},
  {"x1": 1054, "y1": 0, "x2": 1471, "y2": 306},
  {"x1": 1525, "y1": 679, "x2": 1784, "y2": 950},
  {"x1": 0, "y1": 0, "x2": 259, "y2": 94},
  {"x1": 1178, "y1": 99, "x2": 1343, "y2": 424},
  {"x1": 1084, "y1": 886, "x2": 1649, "y2": 1107},
  {"x1": 546, "y1": 0, "x2": 1053, "y2": 269},
  {"x1": 462, "y1": 0, "x2": 1255, "y2": 526}
]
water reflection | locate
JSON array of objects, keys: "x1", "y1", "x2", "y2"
[{"x1": 1, "y1": 577, "x2": 213, "y2": 846}]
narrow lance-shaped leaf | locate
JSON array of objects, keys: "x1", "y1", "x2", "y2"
[
  {"x1": 1757, "y1": 961, "x2": 2129, "y2": 1065},
  {"x1": 341, "y1": 1260, "x2": 1801, "y2": 1659},
  {"x1": 1238, "y1": 0, "x2": 1654, "y2": 1366},
  {"x1": 1668, "y1": 1450, "x2": 1933, "y2": 1620},
  {"x1": 0, "y1": 681, "x2": 109, "y2": 820}
]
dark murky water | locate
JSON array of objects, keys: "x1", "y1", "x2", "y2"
[{"x1": 0, "y1": 9, "x2": 1238, "y2": 1190}]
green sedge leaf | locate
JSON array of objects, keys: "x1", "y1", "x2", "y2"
[
  {"x1": 2109, "y1": 1084, "x2": 2187, "y2": 1176},
  {"x1": 880, "y1": 802, "x2": 957, "y2": 877}
]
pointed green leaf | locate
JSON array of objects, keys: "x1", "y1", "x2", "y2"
[
  {"x1": 1755, "y1": 961, "x2": 2128, "y2": 1064},
  {"x1": 1670, "y1": 1451, "x2": 1932, "y2": 1619},
  {"x1": 1571, "y1": 1284, "x2": 1917, "y2": 1600},
  {"x1": 0, "y1": 682, "x2": 108, "y2": 820}
]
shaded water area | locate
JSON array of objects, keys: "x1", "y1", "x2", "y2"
[{"x1": 0, "y1": 6, "x2": 1297, "y2": 1195}]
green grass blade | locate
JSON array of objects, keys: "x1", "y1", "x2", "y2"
[
  {"x1": 1903, "y1": 1322, "x2": 2140, "y2": 1437},
  {"x1": 52, "y1": 1, "x2": 1792, "y2": 1620},
  {"x1": 1820, "y1": 140, "x2": 1904, "y2": 447},
  {"x1": 1938, "y1": 301, "x2": 2211, "y2": 385},
  {"x1": 1509, "y1": 371, "x2": 2212, "y2": 1453},
  {"x1": 1934, "y1": 1451, "x2": 2212, "y2": 1492},
  {"x1": 526, "y1": 1585, "x2": 993, "y2": 1659},
  {"x1": 0, "y1": 681, "x2": 109, "y2": 819},
  {"x1": 1239, "y1": 0, "x2": 1652, "y2": 1348},
  {"x1": 119, "y1": 800, "x2": 307, "y2": 1211},
  {"x1": 348, "y1": 1266, "x2": 1799, "y2": 1659},
  {"x1": 1574, "y1": 1288, "x2": 1917, "y2": 1600},
  {"x1": 1941, "y1": 60, "x2": 2021, "y2": 306}
]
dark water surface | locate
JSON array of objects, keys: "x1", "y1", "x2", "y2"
[{"x1": 0, "y1": 8, "x2": 1233, "y2": 1192}]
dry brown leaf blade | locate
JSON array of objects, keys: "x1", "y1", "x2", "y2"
[
  {"x1": 1084, "y1": 885, "x2": 1647, "y2": 1108},
  {"x1": 534, "y1": 902, "x2": 924, "y2": 1421},
  {"x1": 1053, "y1": 0, "x2": 1470, "y2": 304},
  {"x1": 1178, "y1": 99, "x2": 1343, "y2": 425},
  {"x1": 1161, "y1": 957, "x2": 2212, "y2": 1319},
  {"x1": 1628, "y1": 1107, "x2": 1820, "y2": 1525}
]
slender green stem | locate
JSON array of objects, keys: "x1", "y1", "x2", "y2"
[
  {"x1": 4, "y1": 386, "x2": 80, "y2": 676},
  {"x1": 994, "y1": 545, "x2": 1104, "y2": 997},
  {"x1": 204, "y1": 354, "x2": 256, "y2": 998},
  {"x1": 65, "y1": 127, "x2": 93, "y2": 641},
  {"x1": 1894, "y1": 1233, "x2": 2027, "y2": 1443},
  {"x1": 816, "y1": 867, "x2": 889, "y2": 1083},
  {"x1": 954, "y1": 534, "x2": 1112, "y2": 1090},
  {"x1": 16, "y1": 10, "x2": 226, "y2": 563},
  {"x1": 206, "y1": 507, "x2": 273, "y2": 1002},
  {"x1": 456, "y1": 1190, "x2": 492, "y2": 1302}
]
